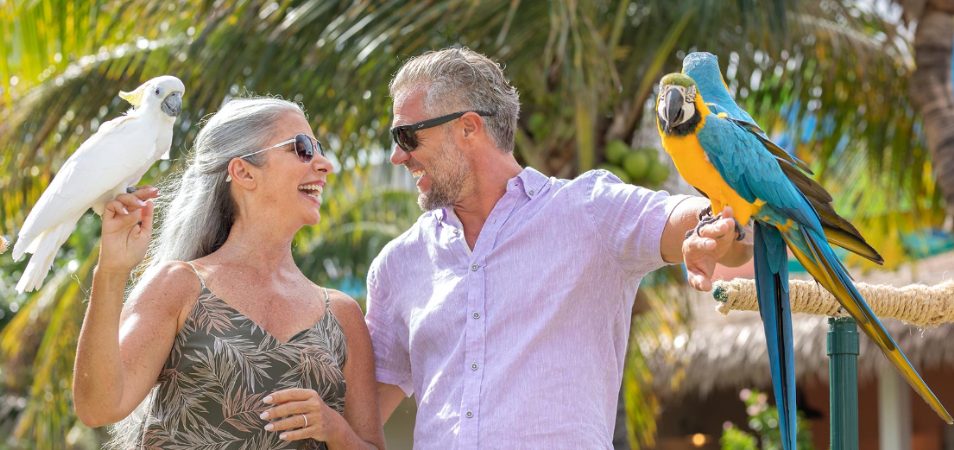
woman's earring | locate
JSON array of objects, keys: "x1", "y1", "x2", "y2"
[{"x1": 225, "y1": 174, "x2": 233, "y2": 182}]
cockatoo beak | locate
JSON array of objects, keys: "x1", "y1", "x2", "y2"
[{"x1": 161, "y1": 92, "x2": 182, "y2": 117}]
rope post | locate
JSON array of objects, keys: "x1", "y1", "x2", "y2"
[{"x1": 827, "y1": 317, "x2": 859, "y2": 450}]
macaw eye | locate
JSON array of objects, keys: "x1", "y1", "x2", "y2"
[
  {"x1": 155, "y1": 87, "x2": 161, "y2": 95},
  {"x1": 684, "y1": 86, "x2": 697, "y2": 103}
]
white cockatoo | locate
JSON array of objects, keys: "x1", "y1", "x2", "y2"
[{"x1": 12, "y1": 75, "x2": 185, "y2": 293}]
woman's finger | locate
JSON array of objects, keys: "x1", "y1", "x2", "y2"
[
  {"x1": 138, "y1": 201, "x2": 155, "y2": 235},
  {"x1": 130, "y1": 185, "x2": 159, "y2": 201},
  {"x1": 114, "y1": 192, "x2": 148, "y2": 211},
  {"x1": 262, "y1": 399, "x2": 317, "y2": 422},
  {"x1": 264, "y1": 388, "x2": 315, "y2": 405},
  {"x1": 104, "y1": 200, "x2": 129, "y2": 217},
  {"x1": 276, "y1": 427, "x2": 313, "y2": 442},
  {"x1": 264, "y1": 411, "x2": 311, "y2": 433}
]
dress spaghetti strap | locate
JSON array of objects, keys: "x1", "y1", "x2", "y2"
[{"x1": 182, "y1": 261, "x2": 208, "y2": 291}]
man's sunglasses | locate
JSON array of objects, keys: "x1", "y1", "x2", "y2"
[
  {"x1": 390, "y1": 110, "x2": 494, "y2": 152},
  {"x1": 238, "y1": 133, "x2": 325, "y2": 162}
]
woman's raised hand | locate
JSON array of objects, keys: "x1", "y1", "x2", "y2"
[{"x1": 98, "y1": 186, "x2": 159, "y2": 274}]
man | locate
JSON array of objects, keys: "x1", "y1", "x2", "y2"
[{"x1": 366, "y1": 47, "x2": 751, "y2": 448}]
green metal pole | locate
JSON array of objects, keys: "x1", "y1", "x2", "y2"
[{"x1": 827, "y1": 317, "x2": 860, "y2": 450}]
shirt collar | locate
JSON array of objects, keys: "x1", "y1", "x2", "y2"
[
  {"x1": 433, "y1": 166, "x2": 550, "y2": 225},
  {"x1": 511, "y1": 166, "x2": 549, "y2": 198},
  {"x1": 433, "y1": 207, "x2": 458, "y2": 227}
]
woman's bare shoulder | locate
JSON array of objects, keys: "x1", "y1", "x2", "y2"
[
  {"x1": 323, "y1": 288, "x2": 367, "y2": 329},
  {"x1": 126, "y1": 261, "x2": 203, "y2": 315}
]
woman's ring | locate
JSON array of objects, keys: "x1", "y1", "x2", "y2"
[{"x1": 302, "y1": 414, "x2": 308, "y2": 427}]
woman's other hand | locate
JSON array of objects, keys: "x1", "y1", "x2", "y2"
[{"x1": 261, "y1": 388, "x2": 347, "y2": 443}]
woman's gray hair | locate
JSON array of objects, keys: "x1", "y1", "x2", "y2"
[
  {"x1": 148, "y1": 97, "x2": 303, "y2": 264},
  {"x1": 389, "y1": 47, "x2": 520, "y2": 153},
  {"x1": 106, "y1": 96, "x2": 303, "y2": 449}
]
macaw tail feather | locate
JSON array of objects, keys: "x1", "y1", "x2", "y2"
[
  {"x1": 821, "y1": 225, "x2": 883, "y2": 266},
  {"x1": 753, "y1": 223, "x2": 798, "y2": 450},
  {"x1": 784, "y1": 227, "x2": 953, "y2": 424}
]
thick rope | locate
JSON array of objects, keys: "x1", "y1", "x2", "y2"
[{"x1": 712, "y1": 278, "x2": 954, "y2": 328}]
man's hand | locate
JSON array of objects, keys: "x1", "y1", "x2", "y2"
[{"x1": 683, "y1": 206, "x2": 748, "y2": 291}]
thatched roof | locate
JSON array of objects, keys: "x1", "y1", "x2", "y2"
[{"x1": 648, "y1": 250, "x2": 954, "y2": 398}]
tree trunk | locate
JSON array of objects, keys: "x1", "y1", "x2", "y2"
[{"x1": 907, "y1": 0, "x2": 954, "y2": 219}]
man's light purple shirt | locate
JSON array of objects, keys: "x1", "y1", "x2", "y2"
[{"x1": 366, "y1": 167, "x2": 686, "y2": 449}]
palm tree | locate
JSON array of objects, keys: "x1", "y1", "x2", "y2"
[
  {"x1": 0, "y1": 1, "x2": 943, "y2": 448},
  {"x1": 898, "y1": 0, "x2": 954, "y2": 220}
]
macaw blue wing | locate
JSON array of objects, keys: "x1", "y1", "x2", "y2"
[
  {"x1": 696, "y1": 116, "x2": 821, "y2": 230},
  {"x1": 698, "y1": 114, "x2": 953, "y2": 426},
  {"x1": 685, "y1": 51, "x2": 883, "y2": 264}
]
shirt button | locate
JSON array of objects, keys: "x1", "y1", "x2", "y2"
[
  {"x1": 528, "y1": 189, "x2": 535, "y2": 196},
  {"x1": 470, "y1": 263, "x2": 479, "y2": 272},
  {"x1": 473, "y1": 312, "x2": 480, "y2": 319},
  {"x1": 471, "y1": 362, "x2": 479, "y2": 371},
  {"x1": 466, "y1": 411, "x2": 473, "y2": 418}
]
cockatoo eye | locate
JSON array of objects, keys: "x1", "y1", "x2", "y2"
[{"x1": 154, "y1": 87, "x2": 161, "y2": 96}]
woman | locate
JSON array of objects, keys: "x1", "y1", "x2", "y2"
[{"x1": 72, "y1": 98, "x2": 384, "y2": 449}]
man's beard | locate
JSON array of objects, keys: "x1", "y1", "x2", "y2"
[{"x1": 418, "y1": 140, "x2": 469, "y2": 211}]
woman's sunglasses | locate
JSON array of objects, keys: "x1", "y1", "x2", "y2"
[
  {"x1": 238, "y1": 133, "x2": 325, "y2": 162},
  {"x1": 390, "y1": 110, "x2": 494, "y2": 152}
]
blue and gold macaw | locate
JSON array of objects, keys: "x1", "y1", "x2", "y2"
[{"x1": 656, "y1": 54, "x2": 952, "y2": 450}]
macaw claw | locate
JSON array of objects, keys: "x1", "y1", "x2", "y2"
[
  {"x1": 686, "y1": 208, "x2": 746, "y2": 241},
  {"x1": 733, "y1": 219, "x2": 746, "y2": 241},
  {"x1": 697, "y1": 205, "x2": 713, "y2": 221},
  {"x1": 687, "y1": 209, "x2": 720, "y2": 238}
]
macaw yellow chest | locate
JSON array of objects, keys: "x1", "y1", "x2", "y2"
[{"x1": 659, "y1": 131, "x2": 762, "y2": 225}]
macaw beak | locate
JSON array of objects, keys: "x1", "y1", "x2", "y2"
[
  {"x1": 665, "y1": 88, "x2": 685, "y2": 133},
  {"x1": 161, "y1": 92, "x2": 182, "y2": 117}
]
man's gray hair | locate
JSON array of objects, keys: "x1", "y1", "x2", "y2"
[{"x1": 390, "y1": 47, "x2": 520, "y2": 152}]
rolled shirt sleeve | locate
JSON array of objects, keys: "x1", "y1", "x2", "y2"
[{"x1": 583, "y1": 169, "x2": 689, "y2": 275}]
